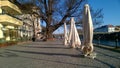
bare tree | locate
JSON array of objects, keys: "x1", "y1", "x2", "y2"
[{"x1": 15, "y1": 0, "x2": 103, "y2": 40}]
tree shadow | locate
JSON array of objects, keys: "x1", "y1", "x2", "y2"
[
  {"x1": 19, "y1": 56, "x2": 100, "y2": 68},
  {"x1": 94, "y1": 58, "x2": 116, "y2": 68},
  {"x1": 0, "y1": 49, "x2": 102, "y2": 68},
  {"x1": 95, "y1": 50, "x2": 120, "y2": 60},
  {"x1": 94, "y1": 45, "x2": 120, "y2": 53},
  {"x1": 6, "y1": 49, "x2": 84, "y2": 58},
  {"x1": 20, "y1": 43, "x2": 63, "y2": 46},
  {"x1": 93, "y1": 50, "x2": 119, "y2": 68},
  {"x1": 0, "y1": 51, "x2": 18, "y2": 57},
  {"x1": 20, "y1": 46, "x2": 71, "y2": 49},
  {"x1": 76, "y1": 48, "x2": 118, "y2": 68},
  {"x1": 3, "y1": 49, "x2": 100, "y2": 68},
  {"x1": 33, "y1": 43, "x2": 63, "y2": 46}
]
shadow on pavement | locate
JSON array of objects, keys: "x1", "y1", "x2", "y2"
[
  {"x1": 95, "y1": 50, "x2": 120, "y2": 60},
  {"x1": 0, "y1": 51, "x2": 18, "y2": 57},
  {"x1": 94, "y1": 58, "x2": 116, "y2": 68},
  {"x1": 94, "y1": 45, "x2": 120, "y2": 53},
  {"x1": 1, "y1": 49, "x2": 100, "y2": 68},
  {"x1": 20, "y1": 46, "x2": 71, "y2": 49},
  {"x1": 6, "y1": 49, "x2": 84, "y2": 58},
  {"x1": 20, "y1": 56, "x2": 100, "y2": 68}
]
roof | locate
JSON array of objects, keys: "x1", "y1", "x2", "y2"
[{"x1": 95, "y1": 25, "x2": 114, "y2": 30}]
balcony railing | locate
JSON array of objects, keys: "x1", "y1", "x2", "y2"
[
  {"x1": 0, "y1": 14, "x2": 23, "y2": 26},
  {"x1": 0, "y1": 0, "x2": 22, "y2": 15}
]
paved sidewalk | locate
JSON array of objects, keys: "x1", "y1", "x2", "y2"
[{"x1": 0, "y1": 40, "x2": 120, "y2": 68}]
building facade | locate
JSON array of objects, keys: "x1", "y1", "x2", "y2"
[
  {"x1": 0, "y1": 0, "x2": 23, "y2": 42},
  {"x1": 16, "y1": 14, "x2": 42, "y2": 40},
  {"x1": 16, "y1": 14, "x2": 34, "y2": 40},
  {"x1": 34, "y1": 18, "x2": 42, "y2": 39},
  {"x1": 94, "y1": 25, "x2": 115, "y2": 33},
  {"x1": 115, "y1": 26, "x2": 120, "y2": 32}
]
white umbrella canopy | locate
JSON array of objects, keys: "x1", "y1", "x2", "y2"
[
  {"x1": 68, "y1": 17, "x2": 81, "y2": 48},
  {"x1": 64, "y1": 22, "x2": 68, "y2": 46},
  {"x1": 82, "y1": 4, "x2": 94, "y2": 56},
  {"x1": 68, "y1": 18, "x2": 74, "y2": 45}
]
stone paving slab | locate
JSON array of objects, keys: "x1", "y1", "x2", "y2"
[{"x1": 0, "y1": 40, "x2": 120, "y2": 68}]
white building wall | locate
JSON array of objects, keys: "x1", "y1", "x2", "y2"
[
  {"x1": 108, "y1": 27, "x2": 115, "y2": 32},
  {"x1": 0, "y1": 24, "x2": 4, "y2": 38},
  {"x1": 94, "y1": 25, "x2": 115, "y2": 32}
]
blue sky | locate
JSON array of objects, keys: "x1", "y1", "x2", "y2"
[
  {"x1": 54, "y1": 0, "x2": 120, "y2": 34},
  {"x1": 89, "y1": 0, "x2": 120, "y2": 26},
  {"x1": 52, "y1": 0, "x2": 120, "y2": 34}
]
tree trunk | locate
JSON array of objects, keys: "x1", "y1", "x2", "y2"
[
  {"x1": 45, "y1": 26, "x2": 54, "y2": 41},
  {"x1": 45, "y1": 15, "x2": 68, "y2": 41}
]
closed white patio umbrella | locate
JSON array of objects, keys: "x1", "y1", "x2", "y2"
[
  {"x1": 68, "y1": 17, "x2": 81, "y2": 48},
  {"x1": 68, "y1": 18, "x2": 73, "y2": 45},
  {"x1": 64, "y1": 22, "x2": 68, "y2": 46},
  {"x1": 82, "y1": 4, "x2": 94, "y2": 56}
]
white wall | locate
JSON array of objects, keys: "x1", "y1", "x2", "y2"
[{"x1": 0, "y1": 24, "x2": 4, "y2": 38}]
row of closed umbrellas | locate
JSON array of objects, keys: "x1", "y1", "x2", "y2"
[{"x1": 64, "y1": 4, "x2": 94, "y2": 57}]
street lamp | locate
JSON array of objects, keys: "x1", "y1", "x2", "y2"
[
  {"x1": 98, "y1": 35, "x2": 101, "y2": 46},
  {"x1": 115, "y1": 33, "x2": 118, "y2": 48}
]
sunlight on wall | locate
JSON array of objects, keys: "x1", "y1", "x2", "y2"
[{"x1": 0, "y1": 24, "x2": 4, "y2": 38}]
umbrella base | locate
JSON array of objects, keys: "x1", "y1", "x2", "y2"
[
  {"x1": 83, "y1": 52, "x2": 97, "y2": 59},
  {"x1": 81, "y1": 45, "x2": 94, "y2": 55}
]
